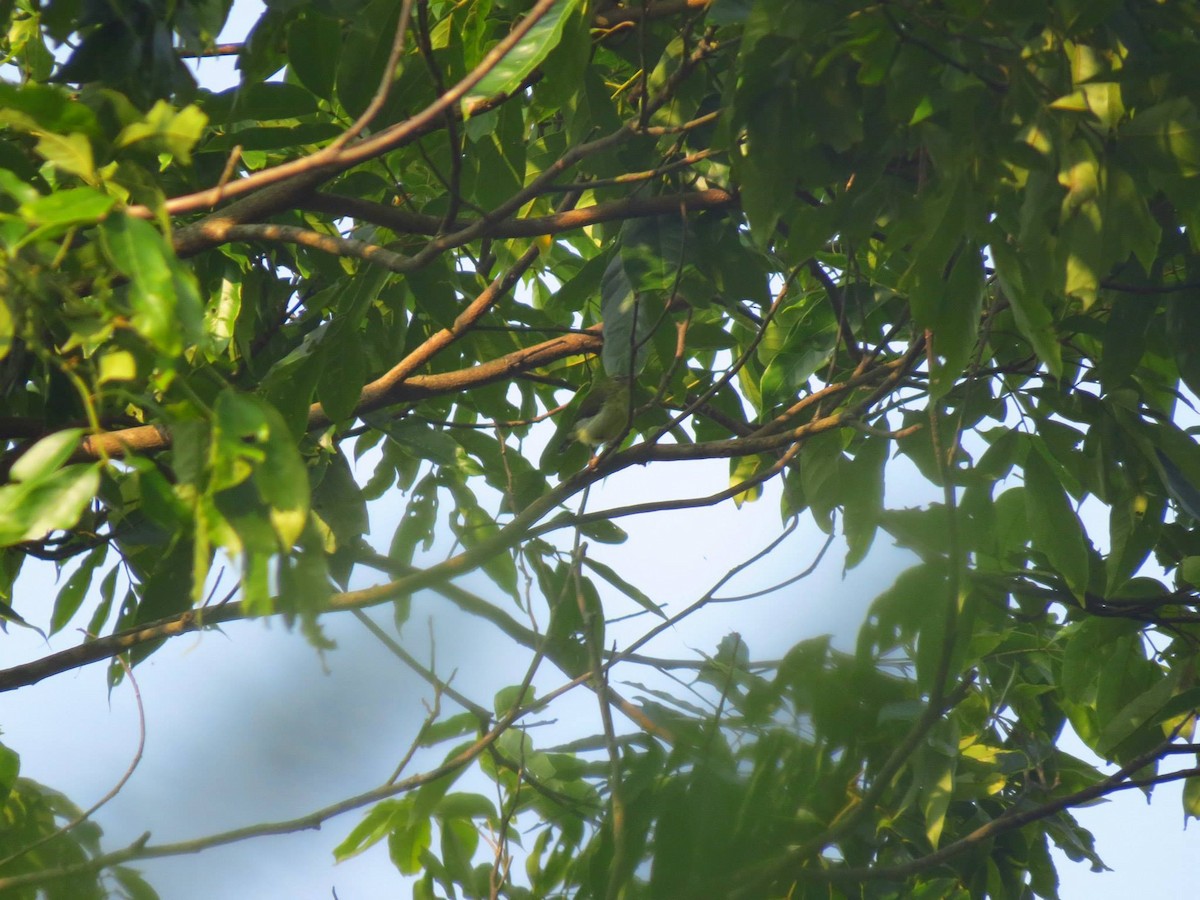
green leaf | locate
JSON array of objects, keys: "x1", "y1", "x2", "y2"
[
  {"x1": 111, "y1": 866, "x2": 161, "y2": 900},
  {"x1": 418, "y1": 713, "x2": 481, "y2": 748},
  {"x1": 317, "y1": 328, "x2": 368, "y2": 423},
  {"x1": 334, "y1": 799, "x2": 410, "y2": 861},
  {"x1": 730, "y1": 453, "x2": 765, "y2": 507},
  {"x1": 211, "y1": 391, "x2": 310, "y2": 550},
  {"x1": 1121, "y1": 97, "x2": 1200, "y2": 176},
  {"x1": 0, "y1": 297, "x2": 13, "y2": 363},
  {"x1": 100, "y1": 215, "x2": 184, "y2": 356},
  {"x1": 928, "y1": 243, "x2": 986, "y2": 398},
  {"x1": 581, "y1": 556, "x2": 666, "y2": 619},
  {"x1": 115, "y1": 101, "x2": 208, "y2": 163},
  {"x1": 735, "y1": 87, "x2": 802, "y2": 243},
  {"x1": 1024, "y1": 445, "x2": 1090, "y2": 597},
  {"x1": 991, "y1": 239, "x2": 1062, "y2": 377},
  {"x1": 33, "y1": 131, "x2": 96, "y2": 182},
  {"x1": 51, "y1": 544, "x2": 107, "y2": 635},
  {"x1": 205, "y1": 82, "x2": 320, "y2": 123},
  {"x1": 19, "y1": 186, "x2": 113, "y2": 229},
  {"x1": 257, "y1": 404, "x2": 311, "y2": 550},
  {"x1": 1155, "y1": 447, "x2": 1200, "y2": 520},
  {"x1": 335, "y1": 0, "x2": 411, "y2": 119},
  {"x1": 386, "y1": 420, "x2": 460, "y2": 467},
  {"x1": 212, "y1": 390, "x2": 269, "y2": 491},
  {"x1": 287, "y1": 14, "x2": 340, "y2": 100},
  {"x1": 800, "y1": 431, "x2": 844, "y2": 533},
  {"x1": 1102, "y1": 164, "x2": 1160, "y2": 273},
  {"x1": 921, "y1": 755, "x2": 956, "y2": 849},
  {"x1": 1183, "y1": 556, "x2": 1200, "y2": 586},
  {"x1": 600, "y1": 218, "x2": 682, "y2": 378},
  {"x1": 1060, "y1": 617, "x2": 1136, "y2": 704},
  {"x1": 0, "y1": 464, "x2": 100, "y2": 547},
  {"x1": 86, "y1": 568, "x2": 120, "y2": 639},
  {"x1": 386, "y1": 472, "x2": 435, "y2": 565},
  {"x1": 388, "y1": 814, "x2": 432, "y2": 876},
  {"x1": 759, "y1": 295, "x2": 837, "y2": 409},
  {"x1": 1095, "y1": 664, "x2": 1179, "y2": 755},
  {"x1": 843, "y1": 435, "x2": 888, "y2": 569},
  {"x1": 0, "y1": 81, "x2": 100, "y2": 136},
  {"x1": 494, "y1": 683, "x2": 535, "y2": 716},
  {"x1": 577, "y1": 517, "x2": 628, "y2": 545},
  {"x1": 98, "y1": 349, "x2": 137, "y2": 383},
  {"x1": 204, "y1": 123, "x2": 342, "y2": 153},
  {"x1": 463, "y1": 0, "x2": 585, "y2": 111},
  {"x1": 0, "y1": 742, "x2": 19, "y2": 803},
  {"x1": 10, "y1": 428, "x2": 84, "y2": 483},
  {"x1": 312, "y1": 450, "x2": 369, "y2": 555},
  {"x1": 1184, "y1": 775, "x2": 1200, "y2": 824},
  {"x1": 435, "y1": 792, "x2": 497, "y2": 822}
]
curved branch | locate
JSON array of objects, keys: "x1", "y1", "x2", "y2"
[
  {"x1": 136, "y1": 0, "x2": 564, "y2": 223},
  {"x1": 171, "y1": 27, "x2": 720, "y2": 264},
  {"x1": 351, "y1": 241, "x2": 548, "y2": 407},
  {"x1": 75, "y1": 329, "x2": 603, "y2": 461}
]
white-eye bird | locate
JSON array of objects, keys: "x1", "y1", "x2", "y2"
[{"x1": 559, "y1": 376, "x2": 631, "y2": 450}]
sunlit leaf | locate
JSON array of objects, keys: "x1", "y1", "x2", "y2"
[{"x1": 463, "y1": 0, "x2": 585, "y2": 111}]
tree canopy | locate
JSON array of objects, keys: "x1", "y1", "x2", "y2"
[{"x1": 2, "y1": 0, "x2": 1200, "y2": 896}]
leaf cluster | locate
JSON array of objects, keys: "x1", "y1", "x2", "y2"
[{"x1": 2, "y1": 0, "x2": 1200, "y2": 897}]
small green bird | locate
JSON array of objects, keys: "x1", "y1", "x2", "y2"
[{"x1": 560, "y1": 376, "x2": 631, "y2": 450}]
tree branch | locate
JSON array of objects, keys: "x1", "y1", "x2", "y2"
[
  {"x1": 73, "y1": 329, "x2": 603, "y2": 462},
  {"x1": 295, "y1": 188, "x2": 735, "y2": 242},
  {"x1": 138, "y1": 0, "x2": 565, "y2": 223}
]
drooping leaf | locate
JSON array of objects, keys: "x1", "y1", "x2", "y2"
[{"x1": 1024, "y1": 444, "x2": 1090, "y2": 597}]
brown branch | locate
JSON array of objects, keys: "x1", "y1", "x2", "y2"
[
  {"x1": 543, "y1": 149, "x2": 716, "y2": 192},
  {"x1": 593, "y1": 0, "x2": 711, "y2": 28},
  {"x1": 305, "y1": 321, "x2": 599, "y2": 433},
  {"x1": 296, "y1": 187, "x2": 736, "y2": 241},
  {"x1": 74, "y1": 329, "x2": 603, "y2": 461},
  {"x1": 170, "y1": 26, "x2": 720, "y2": 290},
  {"x1": 218, "y1": 223, "x2": 417, "y2": 272},
  {"x1": 751, "y1": 341, "x2": 925, "y2": 440},
  {"x1": 177, "y1": 43, "x2": 242, "y2": 58},
  {"x1": 319, "y1": 33, "x2": 721, "y2": 280},
  {"x1": 354, "y1": 242, "x2": 546, "y2": 401},
  {"x1": 168, "y1": 70, "x2": 538, "y2": 260},
  {"x1": 72, "y1": 306, "x2": 905, "y2": 468},
  {"x1": 136, "y1": 0, "x2": 564, "y2": 224}
]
